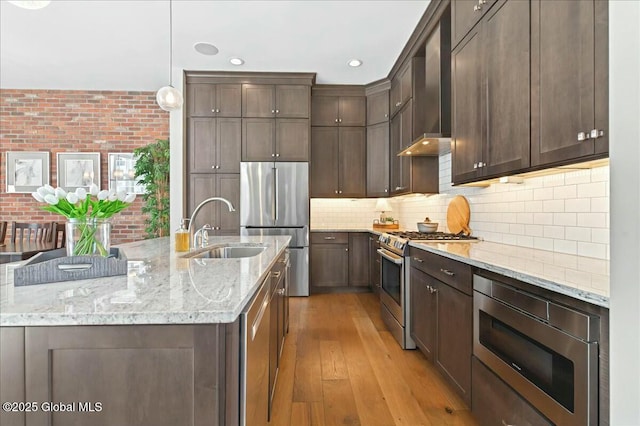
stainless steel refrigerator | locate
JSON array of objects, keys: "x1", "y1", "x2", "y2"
[{"x1": 240, "y1": 162, "x2": 309, "y2": 296}]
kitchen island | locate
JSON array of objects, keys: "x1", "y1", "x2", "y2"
[{"x1": 0, "y1": 236, "x2": 290, "y2": 426}]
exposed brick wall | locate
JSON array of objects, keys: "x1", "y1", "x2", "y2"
[{"x1": 0, "y1": 89, "x2": 169, "y2": 244}]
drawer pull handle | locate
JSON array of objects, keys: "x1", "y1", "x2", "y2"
[
  {"x1": 440, "y1": 268, "x2": 455, "y2": 276},
  {"x1": 272, "y1": 271, "x2": 281, "y2": 278},
  {"x1": 413, "y1": 257, "x2": 424, "y2": 263},
  {"x1": 501, "y1": 420, "x2": 515, "y2": 426},
  {"x1": 324, "y1": 236, "x2": 336, "y2": 240}
]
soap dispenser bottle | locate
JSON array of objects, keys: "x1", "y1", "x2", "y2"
[{"x1": 175, "y1": 219, "x2": 190, "y2": 252}]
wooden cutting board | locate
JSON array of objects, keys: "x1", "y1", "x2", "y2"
[{"x1": 447, "y1": 195, "x2": 472, "y2": 235}]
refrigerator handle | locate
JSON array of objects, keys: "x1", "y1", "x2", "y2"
[
  {"x1": 271, "y1": 166, "x2": 277, "y2": 223},
  {"x1": 274, "y1": 167, "x2": 279, "y2": 223}
]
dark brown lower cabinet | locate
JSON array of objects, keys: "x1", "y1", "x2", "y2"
[
  {"x1": 409, "y1": 249, "x2": 472, "y2": 406},
  {"x1": 310, "y1": 232, "x2": 372, "y2": 292},
  {"x1": 1, "y1": 323, "x2": 240, "y2": 426},
  {"x1": 472, "y1": 357, "x2": 553, "y2": 426},
  {"x1": 369, "y1": 234, "x2": 381, "y2": 294},
  {"x1": 348, "y1": 233, "x2": 370, "y2": 287}
]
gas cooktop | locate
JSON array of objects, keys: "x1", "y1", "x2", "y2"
[{"x1": 387, "y1": 231, "x2": 479, "y2": 241}]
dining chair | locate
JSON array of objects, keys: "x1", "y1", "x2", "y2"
[
  {"x1": 11, "y1": 222, "x2": 50, "y2": 243},
  {"x1": 0, "y1": 221, "x2": 7, "y2": 244},
  {"x1": 50, "y1": 222, "x2": 66, "y2": 249}
]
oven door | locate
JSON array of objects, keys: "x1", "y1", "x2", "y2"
[
  {"x1": 378, "y1": 248, "x2": 404, "y2": 325},
  {"x1": 474, "y1": 290, "x2": 598, "y2": 426}
]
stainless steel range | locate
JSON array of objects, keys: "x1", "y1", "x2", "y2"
[{"x1": 377, "y1": 231, "x2": 478, "y2": 349}]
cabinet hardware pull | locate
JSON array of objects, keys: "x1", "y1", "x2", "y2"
[
  {"x1": 413, "y1": 257, "x2": 424, "y2": 263},
  {"x1": 216, "y1": 109, "x2": 220, "y2": 113},
  {"x1": 335, "y1": 118, "x2": 339, "y2": 123},
  {"x1": 473, "y1": 163, "x2": 478, "y2": 169},
  {"x1": 474, "y1": 4, "x2": 482, "y2": 11},
  {"x1": 211, "y1": 109, "x2": 215, "y2": 113},
  {"x1": 275, "y1": 109, "x2": 279, "y2": 114},
  {"x1": 272, "y1": 271, "x2": 281, "y2": 278},
  {"x1": 395, "y1": 102, "x2": 401, "y2": 107},
  {"x1": 479, "y1": 0, "x2": 487, "y2": 4},
  {"x1": 272, "y1": 153, "x2": 276, "y2": 157},
  {"x1": 590, "y1": 129, "x2": 603, "y2": 139},
  {"x1": 277, "y1": 288, "x2": 286, "y2": 295},
  {"x1": 339, "y1": 118, "x2": 342, "y2": 123},
  {"x1": 384, "y1": 113, "x2": 388, "y2": 118},
  {"x1": 384, "y1": 188, "x2": 388, "y2": 192},
  {"x1": 212, "y1": 165, "x2": 216, "y2": 169},
  {"x1": 276, "y1": 153, "x2": 280, "y2": 157},
  {"x1": 501, "y1": 420, "x2": 515, "y2": 426},
  {"x1": 440, "y1": 268, "x2": 455, "y2": 276},
  {"x1": 429, "y1": 287, "x2": 437, "y2": 294},
  {"x1": 339, "y1": 190, "x2": 342, "y2": 194},
  {"x1": 345, "y1": 248, "x2": 349, "y2": 252},
  {"x1": 271, "y1": 109, "x2": 275, "y2": 114},
  {"x1": 324, "y1": 237, "x2": 336, "y2": 240},
  {"x1": 577, "y1": 131, "x2": 589, "y2": 141}
]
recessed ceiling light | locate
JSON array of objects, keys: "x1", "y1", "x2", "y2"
[
  {"x1": 193, "y1": 42, "x2": 219, "y2": 56},
  {"x1": 348, "y1": 59, "x2": 363, "y2": 67},
  {"x1": 7, "y1": 0, "x2": 51, "y2": 9},
  {"x1": 230, "y1": 57, "x2": 245, "y2": 66}
]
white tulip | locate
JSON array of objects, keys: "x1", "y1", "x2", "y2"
[
  {"x1": 124, "y1": 193, "x2": 136, "y2": 203},
  {"x1": 117, "y1": 190, "x2": 127, "y2": 202},
  {"x1": 75, "y1": 187, "x2": 87, "y2": 200},
  {"x1": 44, "y1": 194, "x2": 59, "y2": 205},
  {"x1": 37, "y1": 186, "x2": 49, "y2": 197},
  {"x1": 97, "y1": 190, "x2": 110, "y2": 201},
  {"x1": 54, "y1": 187, "x2": 67, "y2": 199},
  {"x1": 89, "y1": 184, "x2": 99, "y2": 196},
  {"x1": 43, "y1": 184, "x2": 55, "y2": 194},
  {"x1": 32, "y1": 192, "x2": 45, "y2": 202},
  {"x1": 108, "y1": 193, "x2": 118, "y2": 202},
  {"x1": 66, "y1": 193, "x2": 79, "y2": 204}
]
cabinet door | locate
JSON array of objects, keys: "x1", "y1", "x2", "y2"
[
  {"x1": 531, "y1": 0, "x2": 601, "y2": 167},
  {"x1": 366, "y1": 122, "x2": 390, "y2": 197},
  {"x1": 410, "y1": 268, "x2": 437, "y2": 361},
  {"x1": 216, "y1": 84, "x2": 242, "y2": 117},
  {"x1": 367, "y1": 90, "x2": 389, "y2": 125},
  {"x1": 242, "y1": 118, "x2": 275, "y2": 161},
  {"x1": 390, "y1": 78, "x2": 402, "y2": 117},
  {"x1": 452, "y1": 0, "x2": 496, "y2": 49},
  {"x1": 1, "y1": 328, "x2": 25, "y2": 426},
  {"x1": 188, "y1": 83, "x2": 216, "y2": 117},
  {"x1": 276, "y1": 118, "x2": 309, "y2": 161},
  {"x1": 311, "y1": 96, "x2": 339, "y2": 126},
  {"x1": 310, "y1": 244, "x2": 349, "y2": 287},
  {"x1": 338, "y1": 127, "x2": 366, "y2": 197},
  {"x1": 389, "y1": 114, "x2": 402, "y2": 195},
  {"x1": 339, "y1": 97, "x2": 366, "y2": 127},
  {"x1": 397, "y1": 103, "x2": 412, "y2": 194},
  {"x1": 483, "y1": 0, "x2": 531, "y2": 177},
  {"x1": 217, "y1": 118, "x2": 241, "y2": 173},
  {"x1": 276, "y1": 85, "x2": 309, "y2": 118},
  {"x1": 348, "y1": 233, "x2": 370, "y2": 287},
  {"x1": 188, "y1": 118, "x2": 217, "y2": 173},
  {"x1": 310, "y1": 127, "x2": 339, "y2": 197},
  {"x1": 369, "y1": 235, "x2": 381, "y2": 293},
  {"x1": 189, "y1": 174, "x2": 218, "y2": 231},
  {"x1": 242, "y1": 84, "x2": 275, "y2": 117},
  {"x1": 399, "y1": 62, "x2": 413, "y2": 107},
  {"x1": 436, "y1": 280, "x2": 472, "y2": 405},
  {"x1": 452, "y1": 26, "x2": 483, "y2": 184},
  {"x1": 216, "y1": 174, "x2": 240, "y2": 236}
]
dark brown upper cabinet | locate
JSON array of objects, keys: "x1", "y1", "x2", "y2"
[
  {"x1": 242, "y1": 118, "x2": 309, "y2": 162},
  {"x1": 531, "y1": 0, "x2": 608, "y2": 167},
  {"x1": 390, "y1": 57, "x2": 426, "y2": 119},
  {"x1": 452, "y1": 0, "x2": 498, "y2": 49},
  {"x1": 188, "y1": 117, "x2": 241, "y2": 174},
  {"x1": 367, "y1": 90, "x2": 389, "y2": 126},
  {"x1": 452, "y1": 0, "x2": 531, "y2": 184},
  {"x1": 310, "y1": 127, "x2": 366, "y2": 198},
  {"x1": 311, "y1": 96, "x2": 366, "y2": 127},
  {"x1": 187, "y1": 84, "x2": 242, "y2": 118},
  {"x1": 242, "y1": 84, "x2": 310, "y2": 118},
  {"x1": 367, "y1": 122, "x2": 390, "y2": 197}
]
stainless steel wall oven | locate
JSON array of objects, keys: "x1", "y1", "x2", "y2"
[{"x1": 473, "y1": 274, "x2": 599, "y2": 426}]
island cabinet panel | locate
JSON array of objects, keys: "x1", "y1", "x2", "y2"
[
  {"x1": 22, "y1": 324, "x2": 237, "y2": 426},
  {"x1": 0, "y1": 327, "x2": 25, "y2": 426},
  {"x1": 531, "y1": 0, "x2": 608, "y2": 167},
  {"x1": 187, "y1": 83, "x2": 242, "y2": 118},
  {"x1": 189, "y1": 174, "x2": 240, "y2": 235}
]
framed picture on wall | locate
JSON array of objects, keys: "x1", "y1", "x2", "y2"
[
  {"x1": 108, "y1": 153, "x2": 146, "y2": 194},
  {"x1": 5, "y1": 151, "x2": 50, "y2": 193},
  {"x1": 56, "y1": 152, "x2": 100, "y2": 191}
]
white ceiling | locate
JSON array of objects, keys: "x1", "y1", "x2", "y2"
[{"x1": 0, "y1": 0, "x2": 430, "y2": 91}]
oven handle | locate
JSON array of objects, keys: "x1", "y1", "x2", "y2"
[{"x1": 377, "y1": 248, "x2": 403, "y2": 264}]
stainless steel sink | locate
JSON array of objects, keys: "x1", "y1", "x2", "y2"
[{"x1": 182, "y1": 245, "x2": 267, "y2": 259}]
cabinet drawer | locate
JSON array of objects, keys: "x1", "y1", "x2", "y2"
[
  {"x1": 310, "y1": 232, "x2": 348, "y2": 244},
  {"x1": 409, "y1": 247, "x2": 472, "y2": 295},
  {"x1": 472, "y1": 357, "x2": 552, "y2": 426}
]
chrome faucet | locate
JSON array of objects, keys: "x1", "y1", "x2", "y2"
[{"x1": 187, "y1": 197, "x2": 236, "y2": 248}]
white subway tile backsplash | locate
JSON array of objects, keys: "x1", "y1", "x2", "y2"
[{"x1": 312, "y1": 158, "x2": 609, "y2": 260}]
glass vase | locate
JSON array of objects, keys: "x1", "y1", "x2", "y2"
[{"x1": 66, "y1": 218, "x2": 112, "y2": 257}]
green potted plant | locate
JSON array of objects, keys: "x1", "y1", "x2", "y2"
[{"x1": 134, "y1": 139, "x2": 170, "y2": 238}]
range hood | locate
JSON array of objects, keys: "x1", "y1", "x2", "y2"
[{"x1": 399, "y1": 11, "x2": 451, "y2": 157}]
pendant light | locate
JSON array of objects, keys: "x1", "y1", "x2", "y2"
[{"x1": 156, "y1": 0, "x2": 183, "y2": 111}]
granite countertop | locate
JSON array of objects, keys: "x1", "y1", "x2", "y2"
[
  {"x1": 0, "y1": 236, "x2": 291, "y2": 327},
  {"x1": 409, "y1": 241, "x2": 609, "y2": 308}
]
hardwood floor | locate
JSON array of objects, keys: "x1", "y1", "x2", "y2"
[{"x1": 270, "y1": 293, "x2": 478, "y2": 426}]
